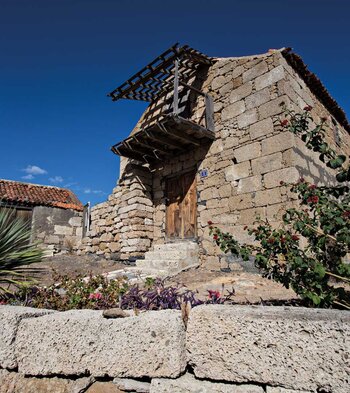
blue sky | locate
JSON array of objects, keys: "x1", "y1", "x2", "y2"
[{"x1": 1, "y1": 0, "x2": 349, "y2": 205}]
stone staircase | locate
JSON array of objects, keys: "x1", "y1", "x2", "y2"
[
  {"x1": 134, "y1": 241, "x2": 200, "y2": 276},
  {"x1": 103, "y1": 241, "x2": 199, "y2": 283}
]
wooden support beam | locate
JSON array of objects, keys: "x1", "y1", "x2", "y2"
[
  {"x1": 146, "y1": 129, "x2": 184, "y2": 150},
  {"x1": 133, "y1": 136, "x2": 172, "y2": 156},
  {"x1": 123, "y1": 141, "x2": 164, "y2": 160},
  {"x1": 157, "y1": 121, "x2": 201, "y2": 146}
]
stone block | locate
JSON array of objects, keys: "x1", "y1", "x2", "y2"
[
  {"x1": 261, "y1": 132, "x2": 295, "y2": 156},
  {"x1": 229, "y1": 82, "x2": 253, "y2": 103},
  {"x1": 212, "y1": 75, "x2": 226, "y2": 90},
  {"x1": 108, "y1": 242, "x2": 121, "y2": 253},
  {"x1": 45, "y1": 235, "x2": 60, "y2": 244},
  {"x1": 258, "y1": 95, "x2": 289, "y2": 120},
  {"x1": 225, "y1": 162, "x2": 251, "y2": 182},
  {"x1": 0, "y1": 306, "x2": 55, "y2": 369},
  {"x1": 249, "y1": 118, "x2": 274, "y2": 140},
  {"x1": 266, "y1": 388, "x2": 312, "y2": 393},
  {"x1": 218, "y1": 184, "x2": 232, "y2": 198},
  {"x1": 255, "y1": 65, "x2": 285, "y2": 91},
  {"x1": 264, "y1": 167, "x2": 300, "y2": 188},
  {"x1": 254, "y1": 188, "x2": 282, "y2": 206},
  {"x1": 228, "y1": 194, "x2": 255, "y2": 211},
  {"x1": 151, "y1": 372, "x2": 264, "y2": 393},
  {"x1": 237, "y1": 109, "x2": 258, "y2": 128},
  {"x1": 113, "y1": 378, "x2": 150, "y2": 392},
  {"x1": 187, "y1": 305, "x2": 350, "y2": 392},
  {"x1": 251, "y1": 152, "x2": 283, "y2": 175},
  {"x1": 221, "y1": 101, "x2": 245, "y2": 122},
  {"x1": 245, "y1": 88, "x2": 271, "y2": 110},
  {"x1": 86, "y1": 382, "x2": 123, "y2": 393},
  {"x1": 234, "y1": 142, "x2": 261, "y2": 163},
  {"x1": 16, "y1": 309, "x2": 186, "y2": 378},
  {"x1": 54, "y1": 225, "x2": 73, "y2": 236},
  {"x1": 237, "y1": 207, "x2": 265, "y2": 224},
  {"x1": 242, "y1": 61, "x2": 268, "y2": 83},
  {"x1": 237, "y1": 175, "x2": 262, "y2": 194},
  {"x1": 0, "y1": 369, "x2": 93, "y2": 393},
  {"x1": 68, "y1": 216, "x2": 82, "y2": 227}
]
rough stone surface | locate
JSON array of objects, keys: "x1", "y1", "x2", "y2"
[
  {"x1": 187, "y1": 305, "x2": 350, "y2": 393},
  {"x1": 237, "y1": 175, "x2": 262, "y2": 194},
  {"x1": 16, "y1": 309, "x2": 186, "y2": 378},
  {"x1": 114, "y1": 377, "x2": 151, "y2": 392},
  {"x1": 86, "y1": 382, "x2": 123, "y2": 393},
  {"x1": 0, "y1": 306, "x2": 55, "y2": 369},
  {"x1": 266, "y1": 388, "x2": 312, "y2": 393},
  {"x1": 103, "y1": 308, "x2": 129, "y2": 319},
  {"x1": 264, "y1": 167, "x2": 299, "y2": 188},
  {"x1": 0, "y1": 369, "x2": 92, "y2": 393},
  {"x1": 150, "y1": 373, "x2": 264, "y2": 393},
  {"x1": 234, "y1": 142, "x2": 261, "y2": 163}
]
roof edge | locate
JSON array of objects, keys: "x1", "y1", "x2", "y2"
[{"x1": 281, "y1": 48, "x2": 350, "y2": 132}]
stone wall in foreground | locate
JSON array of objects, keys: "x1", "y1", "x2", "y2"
[{"x1": 0, "y1": 304, "x2": 349, "y2": 393}]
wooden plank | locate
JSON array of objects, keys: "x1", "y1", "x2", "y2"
[
  {"x1": 181, "y1": 172, "x2": 197, "y2": 239},
  {"x1": 165, "y1": 171, "x2": 197, "y2": 240},
  {"x1": 145, "y1": 130, "x2": 184, "y2": 150}
]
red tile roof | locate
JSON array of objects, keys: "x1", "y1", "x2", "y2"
[{"x1": 0, "y1": 179, "x2": 83, "y2": 211}]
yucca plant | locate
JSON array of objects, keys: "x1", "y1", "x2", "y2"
[{"x1": 0, "y1": 207, "x2": 43, "y2": 295}]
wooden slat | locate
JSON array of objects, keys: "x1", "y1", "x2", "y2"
[{"x1": 166, "y1": 171, "x2": 197, "y2": 240}]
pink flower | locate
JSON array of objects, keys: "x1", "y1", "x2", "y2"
[
  {"x1": 89, "y1": 293, "x2": 102, "y2": 300},
  {"x1": 208, "y1": 290, "x2": 221, "y2": 300},
  {"x1": 307, "y1": 196, "x2": 319, "y2": 204},
  {"x1": 280, "y1": 119, "x2": 289, "y2": 127},
  {"x1": 304, "y1": 105, "x2": 312, "y2": 112}
]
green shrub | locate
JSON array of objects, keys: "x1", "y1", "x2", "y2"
[{"x1": 0, "y1": 207, "x2": 43, "y2": 295}]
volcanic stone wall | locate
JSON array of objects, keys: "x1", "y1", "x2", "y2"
[{"x1": 1, "y1": 304, "x2": 349, "y2": 392}]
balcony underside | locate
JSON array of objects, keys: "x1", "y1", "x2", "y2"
[{"x1": 111, "y1": 114, "x2": 215, "y2": 165}]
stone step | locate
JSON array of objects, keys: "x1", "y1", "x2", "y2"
[
  {"x1": 144, "y1": 249, "x2": 196, "y2": 260},
  {"x1": 135, "y1": 259, "x2": 199, "y2": 274},
  {"x1": 153, "y1": 242, "x2": 198, "y2": 251}
]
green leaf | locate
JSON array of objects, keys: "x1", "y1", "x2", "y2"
[{"x1": 314, "y1": 264, "x2": 326, "y2": 279}]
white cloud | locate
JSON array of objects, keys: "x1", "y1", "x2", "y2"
[
  {"x1": 83, "y1": 188, "x2": 105, "y2": 195},
  {"x1": 23, "y1": 165, "x2": 47, "y2": 175},
  {"x1": 49, "y1": 176, "x2": 64, "y2": 184},
  {"x1": 22, "y1": 174, "x2": 34, "y2": 180}
]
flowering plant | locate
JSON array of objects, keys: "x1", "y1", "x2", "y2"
[{"x1": 210, "y1": 107, "x2": 350, "y2": 309}]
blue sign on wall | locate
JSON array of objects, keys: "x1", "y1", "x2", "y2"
[{"x1": 199, "y1": 169, "x2": 209, "y2": 178}]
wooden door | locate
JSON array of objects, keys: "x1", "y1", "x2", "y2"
[{"x1": 166, "y1": 171, "x2": 197, "y2": 239}]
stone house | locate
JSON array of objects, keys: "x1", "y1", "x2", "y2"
[
  {"x1": 0, "y1": 179, "x2": 84, "y2": 255},
  {"x1": 80, "y1": 44, "x2": 350, "y2": 273}
]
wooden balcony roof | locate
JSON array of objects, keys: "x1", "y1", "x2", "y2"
[{"x1": 111, "y1": 114, "x2": 215, "y2": 165}]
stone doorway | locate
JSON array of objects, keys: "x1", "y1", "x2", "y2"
[{"x1": 165, "y1": 170, "x2": 197, "y2": 240}]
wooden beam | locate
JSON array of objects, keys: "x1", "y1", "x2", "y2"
[
  {"x1": 133, "y1": 136, "x2": 172, "y2": 156},
  {"x1": 157, "y1": 121, "x2": 201, "y2": 146},
  {"x1": 145, "y1": 130, "x2": 184, "y2": 150},
  {"x1": 123, "y1": 141, "x2": 164, "y2": 161}
]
